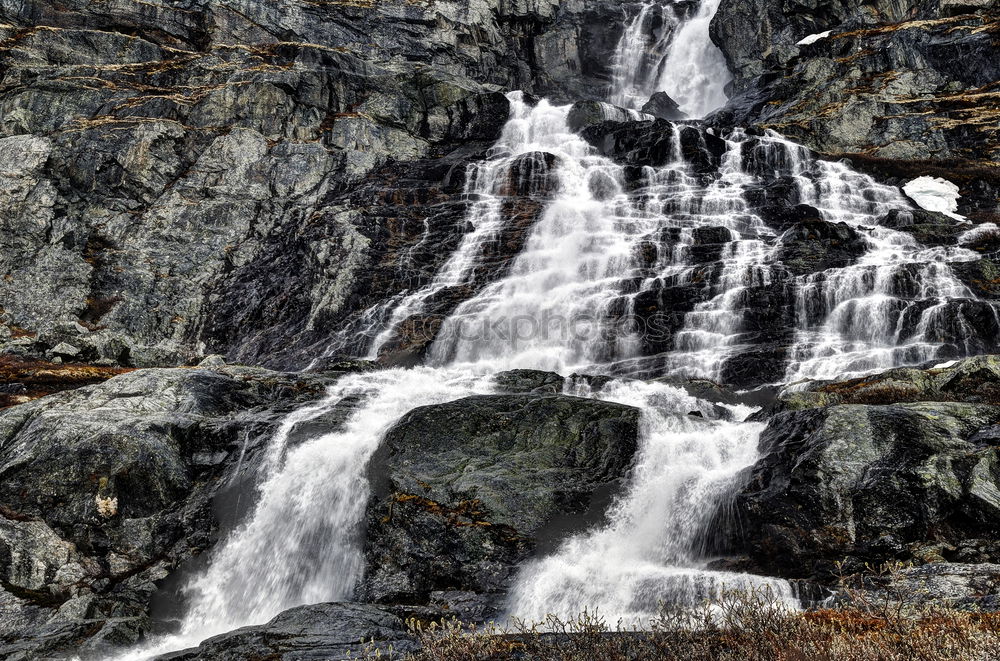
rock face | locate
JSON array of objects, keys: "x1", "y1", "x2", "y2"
[
  {"x1": 361, "y1": 393, "x2": 640, "y2": 614},
  {"x1": 732, "y1": 356, "x2": 1000, "y2": 580},
  {"x1": 0, "y1": 366, "x2": 332, "y2": 659},
  {"x1": 156, "y1": 602, "x2": 418, "y2": 661},
  {"x1": 0, "y1": 0, "x2": 628, "y2": 371},
  {"x1": 711, "y1": 4, "x2": 1000, "y2": 216}
]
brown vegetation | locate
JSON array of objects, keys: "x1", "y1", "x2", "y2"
[
  {"x1": 396, "y1": 589, "x2": 1000, "y2": 661},
  {"x1": 0, "y1": 356, "x2": 132, "y2": 408}
]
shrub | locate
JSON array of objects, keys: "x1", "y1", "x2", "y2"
[{"x1": 392, "y1": 587, "x2": 1000, "y2": 661}]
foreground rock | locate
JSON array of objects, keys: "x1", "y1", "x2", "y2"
[
  {"x1": 157, "y1": 602, "x2": 418, "y2": 661},
  {"x1": 361, "y1": 393, "x2": 641, "y2": 616},
  {"x1": 733, "y1": 356, "x2": 1000, "y2": 581},
  {"x1": 0, "y1": 366, "x2": 333, "y2": 659}
]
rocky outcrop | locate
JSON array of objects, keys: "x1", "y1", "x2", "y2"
[
  {"x1": 361, "y1": 393, "x2": 640, "y2": 614},
  {"x1": 0, "y1": 0, "x2": 632, "y2": 371},
  {"x1": 732, "y1": 356, "x2": 1000, "y2": 580},
  {"x1": 711, "y1": 5, "x2": 1000, "y2": 217},
  {"x1": 156, "y1": 602, "x2": 418, "y2": 661},
  {"x1": 0, "y1": 365, "x2": 333, "y2": 659}
]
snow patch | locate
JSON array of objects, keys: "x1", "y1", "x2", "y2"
[
  {"x1": 797, "y1": 31, "x2": 832, "y2": 46},
  {"x1": 932, "y1": 360, "x2": 958, "y2": 369},
  {"x1": 903, "y1": 176, "x2": 966, "y2": 221}
]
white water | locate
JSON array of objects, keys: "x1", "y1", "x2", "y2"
[
  {"x1": 363, "y1": 96, "x2": 557, "y2": 359},
  {"x1": 117, "y1": 2, "x2": 1000, "y2": 657},
  {"x1": 507, "y1": 379, "x2": 794, "y2": 624},
  {"x1": 113, "y1": 367, "x2": 497, "y2": 660},
  {"x1": 611, "y1": 0, "x2": 731, "y2": 117}
]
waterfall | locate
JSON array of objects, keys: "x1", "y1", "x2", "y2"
[
  {"x1": 363, "y1": 94, "x2": 556, "y2": 360},
  {"x1": 506, "y1": 379, "x2": 794, "y2": 623},
  {"x1": 114, "y1": 367, "x2": 498, "y2": 660},
  {"x1": 611, "y1": 0, "x2": 731, "y2": 117},
  {"x1": 115, "y1": 1, "x2": 1000, "y2": 657}
]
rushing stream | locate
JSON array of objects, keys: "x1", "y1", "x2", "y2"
[{"x1": 116, "y1": 1, "x2": 997, "y2": 657}]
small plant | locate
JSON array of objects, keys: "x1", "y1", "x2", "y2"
[{"x1": 396, "y1": 583, "x2": 1000, "y2": 661}]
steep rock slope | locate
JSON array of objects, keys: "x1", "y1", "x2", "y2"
[
  {"x1": 711, "y1": 3, "x2": 1000, "y2": 214},
  {"x1": 0, "y1": 0, "x2": 625, "y2": 371},
  {"x1": 0, "y1": 365, "x2": 334, "y2": 659}
]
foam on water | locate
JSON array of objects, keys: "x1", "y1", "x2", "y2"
[{"x1": 611, "y1": 0, "x2": 731, "y2": 117}]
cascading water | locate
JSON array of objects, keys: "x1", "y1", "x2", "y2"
[
  {"x1": 611, "y1": 0, "x2": 731, "y2": 117},
  {"x1": 506, "y1": 379, "x2": 794, "y2": 623},
  {"x1": 118, "y1": 1, "x2": 1000, "y2": 657},
  {"x1": 114, "y1": 368, "x2": 498, "y2": 660}
]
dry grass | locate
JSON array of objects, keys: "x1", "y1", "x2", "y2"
[
  {"x1": 0, "y1": 356, "x2": 131, "y2": 408},
  {"x1": 391, "y1": 588, "x2": 1000, "y2": 661}
]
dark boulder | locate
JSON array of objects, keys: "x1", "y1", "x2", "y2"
[
  {"x1": 361, "y1": 393, "x2": 641, "y2": 610},
  {"x1": 733, "y1": 358, "x2": 1000, "y2": 579},
  {"x1": 0, "y1": 366, "x2": 332, "y2": 659},
  {"x1": 566, "y1": 100, "x2": 645, "y2": 133},
  {"x1": 776, "y1": 212, "x2": 868, "y2": 276},
  {"x1": 493, "y1": 369, "x2": 565, "y2": 394},
  {"x1": 641, "y1": 92, "x2": 686, "y2": 121},
  {"x1": 155, "y1": 602, "x2": 418, "y2": 661},
  {"x1": 880, "y1": 208, "x2": 966, "y2": 247}
]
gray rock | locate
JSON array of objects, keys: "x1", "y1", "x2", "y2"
[
  {"x1": 155, "y1": 602, "x2": 418, "y2": 661},
  {"x1": 48, "y1": 343, "x2": 80, "y2": 358},
  {"x1": 733, "y1": 389, "x2": 1000, "y2": 579},
  {"x1": 641, "y1": 91, "x2": 685, "y2": 121},
  {"x1": 0, "y1": 366, "x2": 333, "y2": 658},
  {"x1": 361, "y1": 393, "x2": 640, "y2": 606}
]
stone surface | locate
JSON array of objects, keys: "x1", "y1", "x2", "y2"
[
  {"x1": 0, "y1": 0, "x2": 628, "y2": 371},
  {"x1": 361, "y1": 393, "x2": 640, "y2": 610},
  {"x1": 732, "y1": 356, "x2": 1000, "y2": 580},
  {"x1": 0, "y1": 365, "x2": 333, "y2": 659},
  {"x1": 156, "y1": 602, "x2": 418, "y2": 661},
  {"x1": 711, "y1": 5, "x2": 1000, "y2": 216}
]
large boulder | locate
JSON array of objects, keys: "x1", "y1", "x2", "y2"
[
  {"x1": 156, "y1": 602, "x2": 418, "y2": 661},
  {"x1": 733, "y1": 360, "x2": 1000, "y2": 579},
  {"x1": 0, "y1": 366, "x2": 333, "y2": 659},
  {"x1": 360, "y1": 393, "x2": 641, "y2": 612}
]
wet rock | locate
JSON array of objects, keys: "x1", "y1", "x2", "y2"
[
  {"x1": 361, "y1": 393, "x2": 640, "y2": 606},
  {"x1": 156, "y1": 602, "x2": 418, "y2": 661},
  {"x1": 733, "y1": 361, "x2": 1000, "y2": 579},
  {"x1": 493, "y1": 369, "x2": 565, "y2": 394},
  {"x1": 567, "y1": 100, "x2": 647, "y2": 133},
  {"x1": 776, "y1": 212, "x2": 868, "y2": 276},
  {"x1": 641, "y1": 91, "x2": 685, "y2": 121},
  {"x1": 880, "y1": 208, "x2": 966, "y2": 247},
  {"x1": 0, "y1": 366, "x2": 332, "y2": 658},
  {"x1": 770, "y1": 355, "x2": 1000, "y2": 413}
]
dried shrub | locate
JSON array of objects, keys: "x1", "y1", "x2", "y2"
[{"x1": 383, "y1": 585, "x2": 1000, "y2": 661}]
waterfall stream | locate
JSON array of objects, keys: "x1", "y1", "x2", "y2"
[{"x1": 117, "y1": 1, "x2": 998, "y2": 657}]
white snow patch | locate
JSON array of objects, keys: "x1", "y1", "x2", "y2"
[
  {"x1": 903, "y1": 176, "x2": 967, "y2": 221},
  {"x1": 797, "y1": 31, "x2": 832, "y2": 46},
  {"x1": 932, "y1": 360, "x2": 959, "y2": 369}
]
